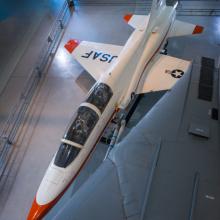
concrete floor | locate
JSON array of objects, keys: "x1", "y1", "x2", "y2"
[
  {"x1": 0, "y1": 0, "x2": 64, "y2": 126},
  {"x1": 0, "y1": 0, "x2": 67, "y2": 218},
  {"x1": 0, "y1": 1, "x2": 219, "y2": 220}
]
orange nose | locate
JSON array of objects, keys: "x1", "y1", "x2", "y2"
[{"x1": 27, "y1": 198, "x2": 51, "y2": 220}]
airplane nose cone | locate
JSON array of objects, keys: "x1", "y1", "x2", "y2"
[{"x1": 27, "y1": 198, "x2": 50, "y2": 220}]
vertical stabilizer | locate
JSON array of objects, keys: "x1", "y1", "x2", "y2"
[{"x1": 147, "y1": 0, "x2": 167, "y2": 28}]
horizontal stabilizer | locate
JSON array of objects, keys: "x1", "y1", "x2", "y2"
[
  {"x1": 65, "y1": 40, "x2": 123, "y2": 80},
  {"x1": 124, "y1": 14, "x2": 150, "y2": 30},
  {"x1": 169, "y1": 20, "x2": 204, "y2": 37},
  {"x1": 137, "y1": 55, "x2": 192, "y2": 94}
]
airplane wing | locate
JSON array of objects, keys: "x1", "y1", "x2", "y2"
[
  {"x1": 136, "y1": 55, "x2": 192, "y2": 94},
  {"x1": 64, "y1": 40, "x2": 123, "y2": 80},
  {"x1": 124, "y1": 14, "x2": 150, "y2": 30},
  {"x1": 169, "y1": 20, "x2": 204, "y2": 37}
]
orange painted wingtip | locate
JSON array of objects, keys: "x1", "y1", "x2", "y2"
[
  {"x1": 64, "y1": 39, "x2": 80, "y2": 53},
  {"x1": 124, "y1": 14, "x2": 133, "y2": 23},
  {"x1": 193, "y1": 25, "x2": 204, "y2": 34},
  {"x1": 27, "y1": 198, "x2": 52, "y2": 220}
]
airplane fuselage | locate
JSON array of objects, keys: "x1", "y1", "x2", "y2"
[
  {"x1": 28, "y1": 5, "x2": 178, "y2": 220},
  {"x1": 102, "y1": 6, "x2": 175, "y2": 109}
]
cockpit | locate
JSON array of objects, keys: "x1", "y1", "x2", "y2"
[
  {"x1": 54, "y1": 83, "x2": 113, "y2": 168},
  {"x1": 86, "y1": 83, "x2": 113, "y2": 113}
]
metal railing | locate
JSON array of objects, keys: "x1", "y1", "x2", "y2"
[
  {"x1": 0, "y1": 0, "x2": 72, "y2": 185},
  {"x1": 177, "y1": 8, "x2": 220, "y2": 16},
  {"x1": 75, "y1": 0, "x2": 220, "y2": 16}
]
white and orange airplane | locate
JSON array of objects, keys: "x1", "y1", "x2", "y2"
[{"x1": 27, "y1": 0, "x2": 203, "y2": 219}]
